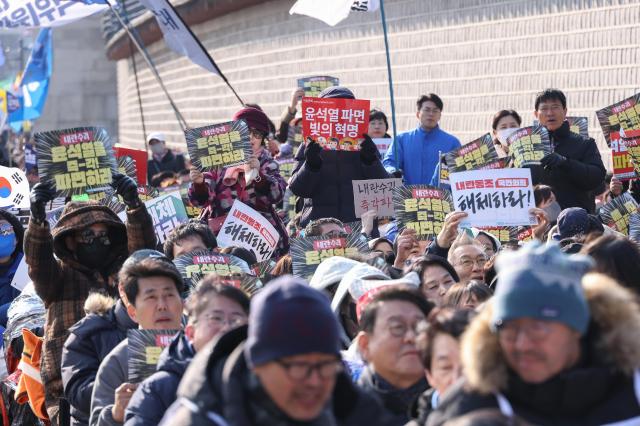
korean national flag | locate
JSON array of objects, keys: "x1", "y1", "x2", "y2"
[{"x1": 0, "y1": 167, "x2": 30, "y2": 209}]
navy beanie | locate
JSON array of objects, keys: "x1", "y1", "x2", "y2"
[
  {"x1": 552, "y1": 207, "x2": 604, "y2": 241},
  {"x1": 244, "y1": 275, "x2": 341, "y2": 367},
  {"x1": 492, "y1": 242, "x2": 593, "y2": 334},
  {"x1": 319, "y1": 86, "x2": 355, "y2": 100}
]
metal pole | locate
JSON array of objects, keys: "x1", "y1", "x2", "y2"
[{"x1": 380, "y1": 0, "x2": 397, "y2": 140}]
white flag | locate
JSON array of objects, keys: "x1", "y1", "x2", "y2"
[
  {"x1": 137, "y1": 0, "x2": 219, "y2": 76},
  {"x1": 0, "y1": 1, "x2": 107, "y2": 29},
  {"x1": 290, "y1": 0, "x2": 379, "y2": 26},
  {"x1": 0, "y1": 167, "x2": 30, "y2": 209}
]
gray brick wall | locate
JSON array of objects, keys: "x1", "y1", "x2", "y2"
[{"x1": 116, "y1": 0, "x2": 640, "y2": 169}]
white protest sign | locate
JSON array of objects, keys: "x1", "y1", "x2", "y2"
[
  {"x1": 450, "y1": 168, "x2": 536, "y2": 228},
  {"x1": 10, "y1": 255, "x2": 29, "y2": 291},
  {"x1": 373, "y1": 138, "x2": 392, "y2": 156},
  {"x1": 217, "y1": 200, "x2": 280, "y2": 262},
  {"x1": 0, "y1": 167, "x2": 30, "y2": 208},
  {"x1": 352, "y1": 178, "x2": 402, "y2": 218}
]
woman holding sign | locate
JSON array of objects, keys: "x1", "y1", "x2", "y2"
[{"x1": 189, "y1": 107, "x2": 289, "y2": 259}]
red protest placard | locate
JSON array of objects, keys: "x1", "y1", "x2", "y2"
[
  {"x1": 610, "y1": 131, "x2": 635, "y2": 180},
  {"x1": 115, "y1": 145, "x2": 148, "y2": 185},
  {"x1": 302, "y1": 97, "x2": 370, "y2": 151}
]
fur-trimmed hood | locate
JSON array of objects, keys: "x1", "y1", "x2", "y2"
[
  {"x1": 83, "y1": 292, "x2": 116, "y2": 316},
  {"x1": 462, "y1": 273, "x2": 640, "y2": 394}
]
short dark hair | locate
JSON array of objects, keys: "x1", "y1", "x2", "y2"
[
  {"x1": 417, "y1": 94, "x2": 444, "y2": 112},
  {"x1": 581, "y1": 235, "x2": 640, "y2": 296},
  {"x1": 359, "y1": 286, "x2": 434, "y2": 333},
  {"x1": 491, "y1": 110, "x2": 522, "y2": 130},
  {"x1": 219, "y1": 246, "x2": 257, "y2": 266},
  {"x1": 369, "y1": 109, "x2": 389, "y2": 131},
  {"x1": 119, "y1": 255, "x2": 184, "y2": 306},
  {"x1": 416, "y1": 308, "x2": 471, "y2": 370},
  {"x1": 410, "y1": 254, "x2": 460, "y2": 288},
  {"x1": 442, "y1": 280, "x2": 492, "y2": 308},
  {"x1": 304, "y1": 217, "x2": 345, "y2": 237},
  {"x1": 533, "y1": 184, "x2": 554, "y2": 207},
  {"x1": 535, "y1": 88, "x2": 567, "y2": 110},
  {"x1": 163, "y1": 220, "x2": 217, "y2": 260},
  {"x1": 185, "y1": 274, "x2": 250, "y2": 322}
]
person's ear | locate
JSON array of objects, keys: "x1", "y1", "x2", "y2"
[
  {"x1": 534, "y1": 109, "x2": 540, "y2": 120},
  {"x1": 126, "y1": 302, "x2": 137, "y2": 323},
  {"x1": 356, "y1": 332, "x2": 370, "y2": 361},
  {"x1": 184, "y1": 323, "x2": 195, "y2": 343},
  {"x1": 425, "y1": 368, "x2": 434, "y2": 387},
  {"x1": 416, "y1": 110, "x2": 421, "y2": 120}
]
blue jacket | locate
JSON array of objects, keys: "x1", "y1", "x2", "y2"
[
  {"x1": 383, "y1": 126, "x2": 460, "y2": 185},
  {"x1": 0, "y1": 253, "x2": 24, "y2": 327},
  {"x1": 124, "y1": 331, "x2": 194, "y2": 426}
]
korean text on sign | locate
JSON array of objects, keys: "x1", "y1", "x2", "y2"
[
  {"x1": 0, "y1": 0, "x2": 87, "y2": 28},
  {"x1": 185, "y1": 120, "x2": 252, "y2": 171},
  {"x1": 450, "y1": 168, "x2": 535, "y2": 228},
  {"x1": 302, "y1": 97, "x2": 370, "y2": 151},
  {"x1": 444, "y1": 133, "x2": 498, "y2": 172},
  {"x1": 297, "y1": 76, "x2": 339, "y2": 98},
  {"x1": 393, "y1": 185, "x2": 453, "y2": 240},
  {"x1": 611, "y1": 133, "x2": 636, "y2": 180},
  {"x1": 183, "y1": 254, "x2": 245, "y2": 278},
  {"x1": 145, "y1": 191, "x2": 189, "y2": 244},
  {"x1": 596, "y1": 93, "x2": 640, "y2": 145},
  {"x1": 599, "y1": 192, "x2": 639, "y2": 235},
  {"x1": 506, "y1": 126, "x2": 551, "y2": 168},
  {"x1": 352, "y1": 178, "x2": 402, "y2": 218}
]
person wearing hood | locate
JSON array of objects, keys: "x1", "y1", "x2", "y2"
[
  {"x1": 24, "y1": 175, "x2": 156, "y2": 424},
  {"x1": 189, "y1": 106, "x2": 289, "y2": 259},
  {"x1": 123, "y1": 276, "x2": 250, "y2": 426},
  {"x1": 146, "y1": 133, "x2": 186, "y2": 186},
  {"x1": 288, "y1": 86, "x2": 389, "y2": 228},
  {"x1": 0, "y1": 209, "x2": 24, "y2": 327},
  {"x1": 427, "y1": 242, "x2": 640, "y2": 426}
]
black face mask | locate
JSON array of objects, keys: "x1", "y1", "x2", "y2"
[
  {"x1": 384, "y1": 251, "x2": 396, "y2": 266},
  {"x1": 76, "y1": 240, "x2": 112, "y2": 270}
]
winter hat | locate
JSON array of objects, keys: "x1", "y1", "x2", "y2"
[
  {"x1": 309, "y1": 256, "x2": 360, "y2": 291},
  {"x1": 245, "y1": 275, "x2": 341, "y2": 367},
  {"x1": 233, "y1": 107, "x2": 270, "y2": 135},
  {"x1": 351, "y1": 272, "x2": 421, "y2": 320},
  {"x1": 278, "y1": 142, "x2": 294, "y2": 158},
  {"x1": 319, "y1": 86, "x2": 355, "y2": 100},
  {"x1": 146, "y1": 132, "x2": 166, "y2": 144},
  {"x1": 492, "y1": 242, "x2": 593, "y2": 334},
  {"x1": 552, "y1": 207, "x2": 604, "y2": 241},
  {"x1": 331, "y1": 262, "x2": 389, "y2": 314}
]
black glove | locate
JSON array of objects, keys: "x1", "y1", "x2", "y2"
[
  {"x1": 30, "y1": 182, "x2": 56, "y2": 223},
  {"x1": 359, "y1": 134, "x2": 379, "y2": 165},
  {"x1": 392, "y1": 170, "x2": 403, "y2": 179},
  {"x1": 111, "y1": 173, "x2": 141, "y2": 208},
  {"x1": 305, "y1": 139, "x2": 323, "y2": 171},
  {"x1": 540, "y1": 152, "x2": 568, "y2": 170}
]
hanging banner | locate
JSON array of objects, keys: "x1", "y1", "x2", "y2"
[
  {"x1": 506, "y1": 126, "x2": 552, "y2": 168},
  {"x1": 0, "y1": 1, "x2": 107, "y2": 28},
  {"x1": 290, "y1": 232, "x2": 370, "y2": 280},
  {"x1": 128, "y1": 329, "x2": 179, "y2": 383},
  {"x1": 115, "y1": 146, "x2": 148, "y2": 185},
  {"x1": 35, "y1": 127, "x2": 117, "y2": 197},
  {"x1": 297, "y1": 76, "x2": 340, "y2": 97},
  {"x1": 0, "y1": 167, "x2": 30, "y2": 209},
  {"x1": 185, "y1": 120, "x2": 252, "y2": 171},
  {"x1": 596, "y1": 92, "x2": 640, "y2": 146},
  {"x1": 302, "y1": 97, "x2": 370, "y2": 151},
  {"x1": 352, "y1": 178, "x2": 402, "y2": 218},
  {"x1": 173, "y1": 249, "x2": 254, "y2": 295},
  {"x1": 444, "y1": 134, "x2": 499, "y2": 173},
  {"x1": 217, "y1": 200, "x2": 280, "y2": 262},
  {"x1": 144, "y1": 191, "x2": 189, "y2": 245},
  {"x1": 598, "y1": 192, "x2": 639, "y2": 236},
  {"x1": 450, "y1": 168, "x2": 536, "y2": 228},
  {"x1": 393, "y1": 185, "x2": 453, "y2": 240}
]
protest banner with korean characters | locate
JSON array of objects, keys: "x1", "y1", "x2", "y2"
[
  {"x1": 506, "y1": 126, "x2": 552, "y2": 168},
  {"x1": 276, "y1": 158, "x2": 296, "y2": 180},
  {"x1": 290, "y1": 232, "x2": 370, "y2": 280},
  {"x1": 534, "y1": 117, "x2": 589, "y2": 139},
  {"x1": 598, "y1": 192, "x2": 639, "y2": 236},
  {"x1": 297, "y1": 76, "x2": 339, "y2": 97},
  {"x1": 217, "y1": 200, "x2": 281, "y2": 262},
  {"x1": 185, "y1": 120, "x2": 252, "y2": 171},
  {"x1": 609, "y1": 133, "x2": 635, "y2": 180},
  {"x1": 597, "y1": 92, "x2": 640, "y2": 146},
  {"x1": 450, "y1": 168, "x2": 536, "y2": 228},
  {"x1": 393, "y1": 185, "x2": 453, "y2": 240},
  {"x1": 352, "y1": 178, "x2": 402, "y2": 218},
  {"x1": 302, "y1": 97, "x2": 370, "y2": 151},
  {"x1": 0, "y1": 1, "x2": 107, "y2": 29},
  {"x1": 373, "y1": 138, "x2": 393, "y2": 157},
  {"x1": 444, "y1": 134, "x2": 499, "y2": 173},
  {"x1": 128, "y1": 329, "x2": 180, "y2": 383},
  {"x1": 115, "y1": 145, "x2": 148, "y2": 185},
  {"x1": 35, "y1": 127, "x2": 117, "y2": 197},
  {"x1": 474, "y1": 226, "x2": 533, "y2": 244},
  {"x1": 623, "y1": 136, "x2": 640, "y2": 178},
  {"x1": 144, "y1": 191, "x2": 189, "y2": 245}
]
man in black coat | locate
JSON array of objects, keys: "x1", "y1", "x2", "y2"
[
  {"x1": 532, "y1": 89, "x2": 606, "y2": 213},
  {"x1": 146, "y1": 132, "x2": 186, "y2": 185}
]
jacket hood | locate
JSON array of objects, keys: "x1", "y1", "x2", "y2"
[
  {"x1": 51, "y1": 200, "x2": 128, "y2": 263},
  {"x1": 83, "y1": 292, "x2": 116, "y2": 315},
  {"x1": 71, "y1": 295, "x2": 137, "y2": 335},
  {"x1": 157, "y1": 331, "x2": 194, "y2": 377},
  {"x1": 0, "y1": 209, "x2": 24, "y2": 257},
  {"x1": 331, "y1": 262, "x2": 389, "y2": 313},
  {"x1": 461, "y1": 272, "x2": 640, "y2": 394}
]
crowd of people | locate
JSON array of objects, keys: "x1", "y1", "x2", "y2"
[{"x1": 0, "y1": 85, "x2": 639, "y2": 426}]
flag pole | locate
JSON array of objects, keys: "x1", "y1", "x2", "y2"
[
  {"x1": 379, "y1": 0, "x2": 397, "y2": 140},
  {"x1": 105, "y1": 0, "x2": 189, "y2": 132}
]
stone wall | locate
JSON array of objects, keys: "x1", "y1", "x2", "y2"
[{"x1": 116, "y1": 0, "x2": 640, "y2": 168}]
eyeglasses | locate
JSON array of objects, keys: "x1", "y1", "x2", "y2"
[
  {"x1": 276, "y1": 359, "x2": 343, "y2": 381},
  {"x1": 498, "y1": 320, "x2": 552, "y2": 343},
  {"x1": 199, "y1": 313, "x2": 246, "y2": 329},
  {"x1": 420, "y1": 107, "x2": 441, "y2": 115},
  {"x1": 456, "y1": 256, "x2": 488, "y2": 269},
  {"x1": 537, "y1": 104, "x2": 564, "y2": 113},
  {"x1": 77, "y1": 229, "x2": 110, "y2": 245},
  {"x1": 249, "y1": 129, "x2": 265, "y2": 139},
  {"x1": 387, "y1": 319, "x2": 421, "y2": 338}
]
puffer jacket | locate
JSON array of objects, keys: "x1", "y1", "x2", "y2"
[{"x1": 0, "y1": 208, "x2": 25, "y2": 327}]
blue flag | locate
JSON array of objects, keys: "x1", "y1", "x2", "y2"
[{"x1": 21, "y1": 28, "x2": 52, "y2": 85}]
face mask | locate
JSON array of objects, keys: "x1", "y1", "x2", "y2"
[
  {"x1": 542, "y1": 201, "x2": 562, "y2": 223},
  {"x1": 76, "y1": 240, "x2": 112, "y2": 270},
  {"x1": 384, "y1": 251, "x2": 396, "y2": 265},
  {"x1": 497, "y1": 128, "x2": 519, "y2": 145},
  {"x1": 0, "y1": 233, "x2": 16, "y2": 258},
  {"x1": 150, "y1": 144, "x2": 165, "y2": 155}
]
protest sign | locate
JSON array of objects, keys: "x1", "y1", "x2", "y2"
[
  {"x1": 623, "y1": 136, "x2": 640, "y2": 178},
  {"x1": 173, "y1": 249, "x2": 254, "y2": 295},
  {"x1": 393, "y1": 185, "x2": 453, "y2": 240},
  {"x1": 282, "y1": 187, "x2": 297, "y2": 222},
  {"x1": 444, "y1": 134, "x2": 499, "y2": 172},
  {"x1": 598, "y1": 192, "x2": 639, "y2": 236},
  {"x1": 596, "y1": 92, "x2": 640, "y2": 146},
  {"x1": 438, "y1": 154, "x2": 451, "y2": 190},
  {"x1": 629, "y1": 213, "x2": 640, "y2": 244},
  {"x1": 252, "y1": 260, "x2": 276, "y2": 280},
  {"x1": 128, "y1": 329, "x2": 179, "y2": 383},
  {"x1": 352, "y1": 178, "x2": 402, "y2": 218},
  {"x1": 506, "y1": 126, "x2": 551, "y2": 168},
  {"x1": 114, "y1": 146, "x2": 148, "y2": 185},
  {"x1": 144, "y1": 191, "x2": 189, "y2": 245},
  {"x1": 10, "y1": 255, "x2": 28, "y2": 292},
  {"x1": 373, "y1": 138, "x2": 392, "y2": 157},
  {"x1": 276, "y1": 158, "x2": 296, "y2": 180},
  {"x1": 297, "y1": 76, "x2": 339, "y2": 97},
  {"x1": 185, "y1": 121, "x2": 252, "y2": 171},
  {"x1": 35, "y1": 127, "x2": 117, "y2": 196},
  {"x1": 302, "y1": 97, "x2": 370, "y2": 151},
  {"x1": 0, "y1": 167, "x2": 30, "y2": 208},
  {"x1": 0, "y1": 1, "x2": 107, "y2": 28},
  {"x1": 138, "y1": 185, "x2": 160, "y2": 202},
  {"x1": 474, "y1": 226, "x2": 533, "y2": 244},
  {"x1": 290, "y1": 232, "x2": 370, "y2": 280},
  {"x1": 287, "y1": 123, "x2": 303, "y2": 147},
  {"x1": 179, "y1": 183, "x2": 203, "y2": 219},
  {"x1": 533, "y1": 117, "x2": 589, "y2": 138},
  {"x1": 217, "y1": 200, "x2": 280, "y2": 262},
  {"x1": 610, "y1": 134, "x2": 635, "y2": 180},
  {"x1": 450, "y1": 168, "x2": 536, "y2": 228}
]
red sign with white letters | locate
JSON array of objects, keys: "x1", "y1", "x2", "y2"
[{"x1": 302, "y1": 97, "x2": 370, "y2": 151}]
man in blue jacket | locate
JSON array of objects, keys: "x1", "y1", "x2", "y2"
[{"x1": 383, "y1": 94, "x2": 460, "y2": 185}]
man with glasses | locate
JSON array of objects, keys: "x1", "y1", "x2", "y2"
[
  {"x1": 533, "y1": 88, "x2": 605, "y2": 213},
  {"x1": 357, "y1": 286, "x2": 434, "y2": 424},
  {"x1": 383, "y1": 94, "x2": 460, "y2": 185},
  {"x1": 448, "y1": 236, "x2": 487, "y2": 284},
  {"x1": 428, "y1": 242, "x2": 640, "y2": 425}
]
